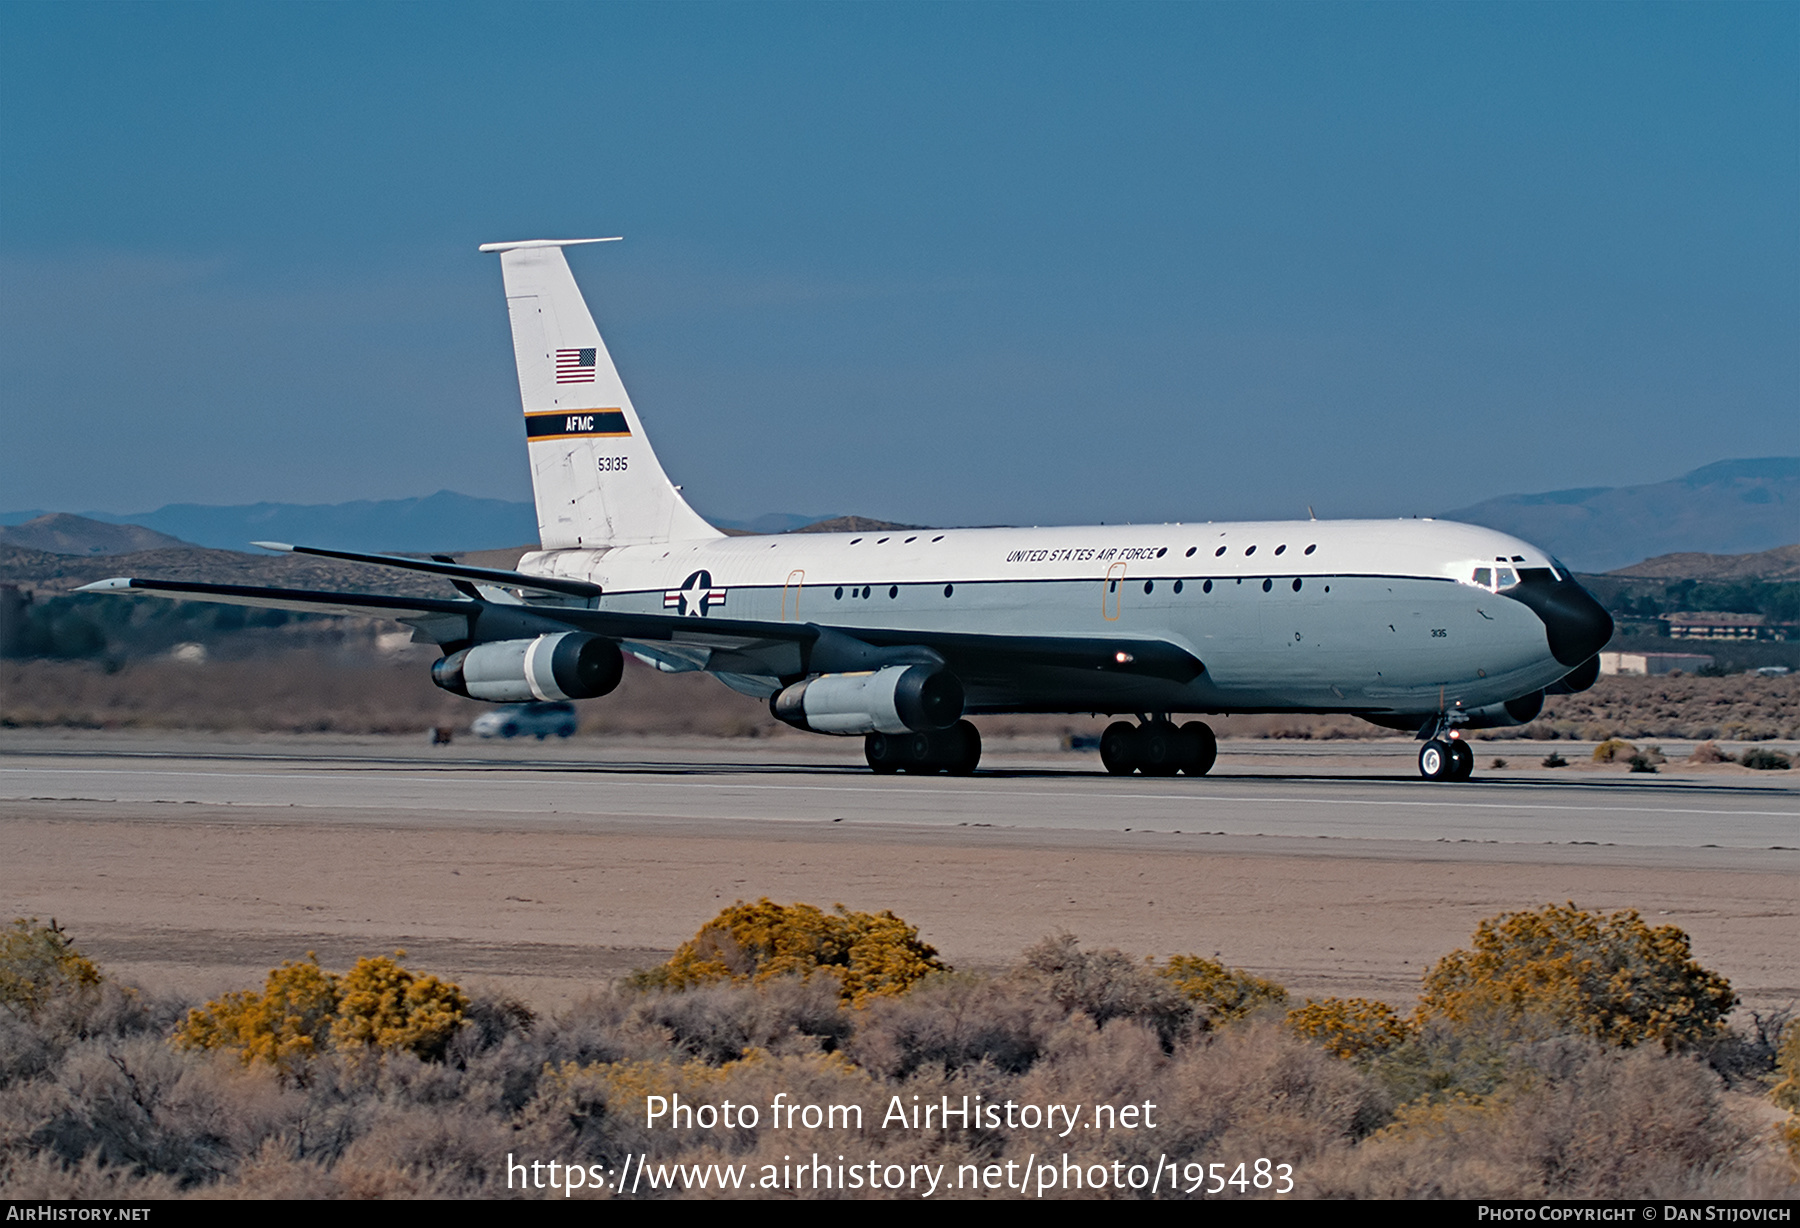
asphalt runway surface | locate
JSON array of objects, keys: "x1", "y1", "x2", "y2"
[{"x1": 4, "y1": 731, "x2": 1796, "y2": 1010}]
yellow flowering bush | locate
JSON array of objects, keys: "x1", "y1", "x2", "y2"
[
  {"x1": 1415, "y1": 902, "x2": 1735, "y2": 1050},
  {"x1": 1287, "y1": 997, "x2": 1413, "y2": 1061},
  {"x1": 175, "y1": 950, "x2": 467, "y2": 1072},
  {"x1": 0, "y1": 917, "x2": 103, "y2": 1020},
  {"x1": 1155, "y1": 954, "x2": 1288, "y2": 1023},
  {"x1": 175, "y1": 956, "x2": 339, "y2": 1075},
  {"x1": 1773, "y1": 1019, "x2": 1800, "y2": 1162},
  {"x1": 647, "y1": 899, "x2": 946, "y2": 1007},
  {"x1": 330, "y1": 954, "x2": 469, "y2": 1061}
]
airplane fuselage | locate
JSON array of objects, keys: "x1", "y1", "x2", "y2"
[{"x1": 522, "y1": 515, "x2": 1581, "y2": 720}]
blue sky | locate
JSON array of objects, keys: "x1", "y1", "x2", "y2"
[{"x1": 2, "y1": 2, "x2": 1794, "y2": 526}]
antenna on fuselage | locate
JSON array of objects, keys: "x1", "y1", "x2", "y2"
[{"x1": 1307, "y1": 505, "x2": 1316, "y2": 521}]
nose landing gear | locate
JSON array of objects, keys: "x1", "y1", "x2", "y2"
[
  {"x1": 1417, "y1": 707, "x2": 1476, "y2": 781},
  {"x1": 1100, "y1": 717, "x2": 1217, "y2": 777},
  {"x1": 1419, "y1": 737, "x2": 1473, "y2": 781}
]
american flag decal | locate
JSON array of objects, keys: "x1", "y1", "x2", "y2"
[{"x1": 555, "y1": 347, "x2": 598, "y2": 384}]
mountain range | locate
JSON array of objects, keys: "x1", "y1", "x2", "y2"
[
  {"x1": 1439, "y1": 457, "x2": 1797, "y2": 572},
  {"x1": 4, "y1": 458, "x2": 1793, "y2": 568}
]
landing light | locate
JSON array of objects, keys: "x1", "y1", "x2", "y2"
[{"x1": 1114, "y1": 651, "x2": 1134, "y2": 664}]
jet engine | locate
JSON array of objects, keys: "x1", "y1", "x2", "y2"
[
  {"x1": 1545, "y1": 654, "x2": 1602, "y2": 695},
  {"x1": 432, "y1": 632, "x2": 624, "y2": 703},
  {"x1": 771, "y1": 664, "x2": 964, "y2": 735},
  {"x1": 1360, "y1": 689, "x2": 1545, "y2": 734},
  {"x1": 1455, "y1": 689, "x2": 1545, "y2": 729}
]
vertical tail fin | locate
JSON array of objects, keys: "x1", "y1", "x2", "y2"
[{"x1": 480, "y1": 239, "x2": 721, "y2": 549}]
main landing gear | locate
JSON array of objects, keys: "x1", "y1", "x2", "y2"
[
  {"x1": 865, "y1": 720, "x2": 982, "y2": 775},
  {"x1": 1099, "y1": 718, "x2": 1217, "y2": 777}
]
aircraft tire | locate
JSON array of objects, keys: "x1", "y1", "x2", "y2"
[
  {"x1": 1100, "y1": 722, "x2": 1139, "y2": 775},
  {"x1": 945, "y1": 720, "x2": 982, "y2": 776},
  {"x1": 1419, "y1": 739, "x2": 1454, "y2": 781},
  {"x1": 1447, "y1": 739, "x2": 1474, "y2": 781},
  {"x1": 895, "y1": 732, "x2": 936, "y2": 773},
  {"x1": 1139, "y1": 720, "x2": 1182, "y2": 776},
  {"x1": 865, "y1": 732, "x2": 901, "y2": 774},
  {"x1": 1178, "y1": 721, "x2": 1217, "y2": 776}
]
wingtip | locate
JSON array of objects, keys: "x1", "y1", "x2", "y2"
[
  {"x1": 250, "y1": 541, "x2": 295, "y2": 552},
  {"x1": 75, "y1": 578, "x2": 136, "y2": 593}
]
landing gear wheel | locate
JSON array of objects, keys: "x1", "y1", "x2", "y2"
[
  {"x1": 1100, "y1": 722, "x2": 1139, "y2": 775},
  {"x1": 866, "y1": 723, "x2": 982, "y2": 775},
  {"x1": 1178, "y1": 721, "x2": 1217, "y2": 776},
  {"x1": 1419, "y1": 739, "x2": 1455, "y2": 781},
  {"x1": 944, "y1": 720, "x2": 982, "y2": 776},
  {"x1": 1138, "y1": 720, "x2": 1182, "y2": 776},
  {"x1": 898, "y1": 732, "x2": 934, "y2": 773},
  {"x1": 864, "y1": 732, "x2": 901, "y2": 774},
  {"x1": 1447, "y1": 739, "x2": 1474, "y2": 781}
]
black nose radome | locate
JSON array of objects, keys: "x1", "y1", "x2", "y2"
[{"x1": 1502, "y1": 569, "x2": 1614, "y2": 667}]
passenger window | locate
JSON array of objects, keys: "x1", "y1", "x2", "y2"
[{"x1": 1274, "y1": 544, "x2": 1286, "y2": 555}]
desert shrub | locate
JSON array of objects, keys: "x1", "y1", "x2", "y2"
[
  {"x1": 1541, "y1": 751, "x2": 1567, "y2": 768},
  {"x1": 634, "y1": 975, "x2": 852, "y2": 1064},
  {"x1": 1156, "y1": 953, "x2": 1289, "y2": 1024},
  {"x1": 1086, "y1": 1018, "x2": 1387, "y2": 1164},
  {"x1": 1288, "y1": 997, "x2": 1412, "y2": 1062},
  {"x1": 1774, "y1": 1019, "x2": 1800, "y2": 1162},
  {"x1": 850, "y1": 972, "x2": 1062, "y2": 1078},
  {"x1": 1415, "y1": 903, "x2": 1735, "y2": 1051},
  {"x1": 175, "y1": 952, "x2": 467, "y2": 1075},
  {"x1": 0, "y1": 918, "x2": 102, "y2": 1021},
  {"x1": 642, "y1": 899, "x2": 946, "y2": 1006},
  {"x1": 329, "y1": 955, "x2": 469, "y2": 1061},
  {"x1": 175, "y1": 957, "x2": 339, "y2": 1077},
  {"x1": 1318, "y1": 1039, "x2": 1756, "y2": 1198},
  {"x1": 1017, "y1": 935, "x2": 1191, "y2": 1042},
  {"x1": 1738, "y1": 746, "x2": 1792, "y2": 770},
  {"x1": 1688, "y1": 740, "x2": 1733, "y2": 764},
  {"x1": 1592, "y1": 738, "x2": 1635, "y2": 763}
]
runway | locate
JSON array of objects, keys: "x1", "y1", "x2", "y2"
[{"x1": 3, "y1": 731, "x2": 1796, "y2": 1012}]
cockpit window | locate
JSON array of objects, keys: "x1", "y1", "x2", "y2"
[
  {"x1": 1471, "y1": 567, "x2": 1492, "y2": 589},
  {"x1": 1495, "y1": 567, "x2": 1517, "y2": 589}
]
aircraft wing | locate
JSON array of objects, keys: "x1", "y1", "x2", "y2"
[
  {"x1": 76, "y1": 575, "x2": 1203, "y2": 686},
  {"x1": 74, "y1": 577, "x2": 476, "y2": 621}
]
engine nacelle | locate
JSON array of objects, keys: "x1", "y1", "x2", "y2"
[
  {"x1": 432, "y1": 632, "x2": 623, "y2": 703},
  {"x1": 1360, "y1": 689, "x2": 1545, "y2": 734},
  {"x1": 1545, "y1": 654, "x2": 1601, "y2": 695},
  {"x1": 771, "y1": 664, "x2": 964, "y2": 735},
  {"x1": 1455, "y1": 689, "x2": 1545, "y2": 729}
]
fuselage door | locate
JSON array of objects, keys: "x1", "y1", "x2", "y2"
[
  {"x1": 1103, "y1": 562, "x2": 1126, "y2": 621},
  {"x1": 782, "y1": 569, "x2": 805, "y2": 621}
]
